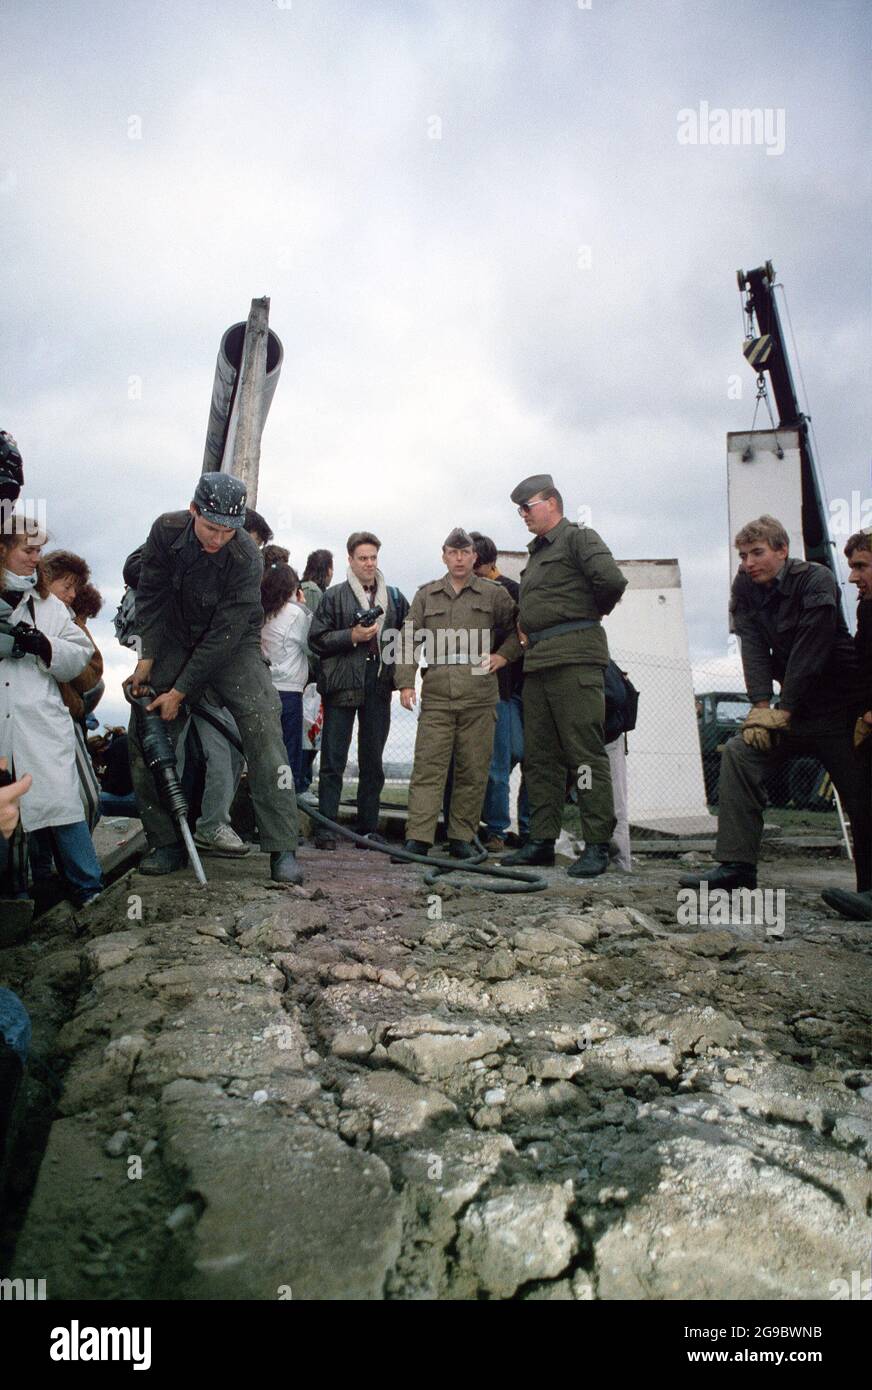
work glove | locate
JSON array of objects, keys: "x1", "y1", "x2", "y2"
[
  {"x1": 741, "y1": 706, "x2": 790, "y2": 752},
  {"x1": 14, "y1": 627, "x2": 52, "y2": 665},
  {"x1": 854, "y1": 714, "x2": 872, "y2": 751}
]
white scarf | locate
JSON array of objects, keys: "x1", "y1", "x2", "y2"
[
  {"x1": 3, "y1": 568, "x2": 37, "y2": 591},
  {"x1": 346, "y1": 566, "x2": 389, "y2": 637}
]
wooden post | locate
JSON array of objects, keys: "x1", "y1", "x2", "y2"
[{"x1": 223, "y1": 296, "x2": 271, "y2": 506}]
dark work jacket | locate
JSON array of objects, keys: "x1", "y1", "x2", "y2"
[
  {"x1": 309, "y1": 581, "x2": 409, "y2": 708},
  {"x1": 135, "y1": 511, "x2": 264, "y2": 696},
  {"x1": 730, "y1": 558, "x2": 860, "y2": 722},
  {"x1": 491, "y1": 574, "x2": 523, "y2": 702}
]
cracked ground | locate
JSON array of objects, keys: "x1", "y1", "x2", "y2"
[{"x1": 2, "y1": 840, "x2": 870, "y2": 1300}]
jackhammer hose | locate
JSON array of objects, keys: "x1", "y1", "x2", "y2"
[{"x1": 188, "y1": 701, "x2": 549, "y2": 894}]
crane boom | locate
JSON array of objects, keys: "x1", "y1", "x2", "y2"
[{"x1": 737, "y1": 261, "x2": 836, "y2": 580}]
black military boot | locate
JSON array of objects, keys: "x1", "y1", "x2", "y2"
[
  {"x1": 678, "y1": 862, "x2": 757, "y2": 890},
  {"x1": 448, "y1": 840, "x2": 479, "y2": 860},
  {"x1": 500, "y1": 839, "x2": 555, "y2": 867},
  {"x1": 270, "y1": 852, "x2": 304, "y2": 886},
  {"x1": 820, "y1": 887, "x2": 872, "y2": 922},
  {"x1": 390, "y1": 840, "x2": 431, "y2": 863},
  {"x1": 139, "y1": 844, "x2": 187, "y2": 876},
  {"x1": 567, "y1": 843, "x2": 610, "y2": 878}
]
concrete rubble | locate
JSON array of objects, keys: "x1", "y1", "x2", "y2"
[{"x1": 2, "y1": 844, "x2": 870, "y2": 1300}]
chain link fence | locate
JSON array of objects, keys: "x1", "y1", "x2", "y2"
[{"x1": 313, "y1": 651, "x2": 841, "y2": 835}]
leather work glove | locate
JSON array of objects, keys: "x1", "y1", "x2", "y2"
[
  {"x1": 854, "y1": 713, "x2": 872, "y2": 751},
  {"x1": 741, "y1": 706, "x2": 791, "y2": 752}
]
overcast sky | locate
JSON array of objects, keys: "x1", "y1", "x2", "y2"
[{"x1": 2, "y1": 0, "x2": 869, "y2": 725}]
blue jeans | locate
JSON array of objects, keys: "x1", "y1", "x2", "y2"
[
  {"x1": 279, "y1": 690, "x2": 304, "y2": 789},
  {"x1": 482, "y1": 695, "x2": 530, "y2": 839},
  {"x1": 28, "y1": 822, "x2": 104, "y2": 901}
]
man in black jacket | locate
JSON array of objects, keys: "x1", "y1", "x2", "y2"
[
  {"x1": 822, "y1": 529, "x2": 872, "y2": 920},
  {"x1": 680, "y1": 515, "x2": 869, "y2": 896},
  {"x1": 127, "y1": 474, "x2": 302, "y2": 884},
  {"x1": 470, "y1": 531, "x2": 529, "y2": 852},
  {"x1": 308, "y1": 531, "x2": 409, "y2": 848}
]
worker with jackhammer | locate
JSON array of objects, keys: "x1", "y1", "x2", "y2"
[{"x1": 126, "y1": 474, "x2": 303, "y2": 885}]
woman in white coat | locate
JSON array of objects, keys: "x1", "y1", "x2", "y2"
[
  {"x1": 0, "y1": 526, "x2": 104, "y2": 906},
  {"x1": 260, "y1": 562, "x2": 312, "y2": 788}
]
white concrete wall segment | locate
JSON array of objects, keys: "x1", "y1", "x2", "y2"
[{"x1": 727, "y1": 428, "x2": 804, "y2": 576}]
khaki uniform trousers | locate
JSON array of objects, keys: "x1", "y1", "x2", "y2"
[
  {"x1": 522, "y1": 664, "x2": 615, "y2": 843},
  {"x1": 406, "y1": 699, "x2": 497, "y2": 844}
]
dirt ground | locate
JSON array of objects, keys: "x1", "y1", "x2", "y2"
[{"x1": 2, "y1": 835, "x2": 870, "y2": 1301}]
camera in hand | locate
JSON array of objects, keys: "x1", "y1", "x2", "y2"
[
  {"x1": 0, "y1": 598, "x2": 29, "y2": 661},
  {"x1": 352, "y1": 604, "x2": 384, "y2": 627}
]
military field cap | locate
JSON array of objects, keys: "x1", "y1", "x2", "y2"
[
  {"x1": 443, "y1": 526, "x2": 474, "y2": 550},
  {"x1": 193, "y1": 472, "x2": 247, "y2": 529},
  {"x1": 510, "y1": 473, "x2": 555, "y2": 505}
]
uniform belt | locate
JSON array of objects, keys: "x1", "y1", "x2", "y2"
[{"x1": 526, "y1": 618, "x2": 600, "y2": 647}]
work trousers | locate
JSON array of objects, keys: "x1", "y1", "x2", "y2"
[
  {"x1": 716, "y1": 725, "x2": 871, "y2": 891},
  {"x1": 178, "y1": 704, "x2": 244, "y2": 838},
  {"x1": 278, "y1": 690, "x2": 304, "y2": 789},
  {"x1": 523, "y1": 664, "x2": 615, "y2": 843},
  {"x1": 128, "y1": 641, "x2": 298, "y2": 854},
  {"x1": 318, "y1": 661, "x2": 392, "y2": 833},
  {"x1": 407, "y1": 699, "x2": 496, "y2": 844}
]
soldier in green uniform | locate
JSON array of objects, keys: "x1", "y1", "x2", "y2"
[
  {"x1": 127, "y1": 473, "x2": 302, "y2": 885},
  {"x1": 501, "y1": 475, "x2": 627, "y2": 877},
  {"x1": 394, "y1": 528, "x2": 521, "y2": 859}
]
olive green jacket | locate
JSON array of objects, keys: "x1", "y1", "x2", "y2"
[
  {"x1": 519, "y1": 517, "x2": 627, "y2": 670},
  {"x1": 395, "y1": 573, "x2": 521, "y2": 706}
]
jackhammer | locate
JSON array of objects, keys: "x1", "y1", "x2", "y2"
[{"x1": 124, "y1": 685, "x2": 208, "y2": 887}]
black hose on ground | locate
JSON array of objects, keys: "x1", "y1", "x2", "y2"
[{"x1": 189, "y1": 701, "x2": 549, "y2": 895}]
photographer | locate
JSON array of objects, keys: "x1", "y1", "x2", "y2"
[
  {"x1": 308, "y1": 532, "x2": 408, "y2": 848},
  {"x1": 0, "y1": 525, "x2": 103, "y2": 907}
]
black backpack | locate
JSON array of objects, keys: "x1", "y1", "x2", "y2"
[
  {"x1": 113, "y1": 544, "x2": 144, "y2": 650},
  {"x1": 603, "y1": 660, "x2": 639, "y2": 744}
]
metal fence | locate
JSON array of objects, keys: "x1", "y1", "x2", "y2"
[{"x1": 314, "y1": 650, "x2": 842, "y2": 835}]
